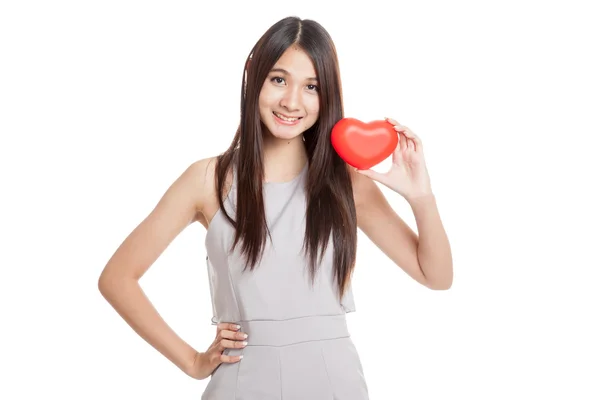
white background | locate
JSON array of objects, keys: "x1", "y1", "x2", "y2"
[{"x1": 1, "y1": 0, "x2": 599, "y2": 399}]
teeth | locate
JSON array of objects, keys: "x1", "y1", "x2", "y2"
[{"x1": 274, "y1": 112, "x2": 300, "y2": 122}]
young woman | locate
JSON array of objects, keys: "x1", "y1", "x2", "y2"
[{"x1": 98, "y1": 16, "x2": 452, "y2": 399}]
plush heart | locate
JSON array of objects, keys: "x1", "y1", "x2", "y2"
[{"x1": 331, "y1": 118, "x2": 398, "y2": 170}]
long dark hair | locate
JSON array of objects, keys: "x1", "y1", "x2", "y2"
[{"x1": 214, "y1": 16, "x2": 356, "y2": 300}]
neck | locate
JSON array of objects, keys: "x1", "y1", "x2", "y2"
[{"x1": 262, "y1": 134, "x2": 308, "y2": 183}]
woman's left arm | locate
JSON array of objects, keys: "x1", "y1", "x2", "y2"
[{"x1": 351, "y1": 118, "x2": 453, "y2": 290}]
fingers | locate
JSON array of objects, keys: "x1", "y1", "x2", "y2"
[
  {"x1": 385, "y1": 116, "x2": 400, "y2": 126},
  {"x1": 217, "y1": 322, "x2": 241, "y2": 332},
  {"x1": 218, "y1": 327, "x2": 248, "y2": 341},
  {"x1": 218, "y1": 338, "x2": 248, "y2": 351},
  {"x1": 398, "y1": 129, "x2": 407, "y2": 151},
  {"x1": 220, "y1": 353, "x2": 244, "y2": 363},
  {"x1": 401, "y1": 128, "x2": 420, "y2": 152},
  {"x1": 405, "y1": 133, "x2": 415, "y2": 152},
  {"x1": 355, "y1": 167, "x2": 388, "y2": 186},
  {"x1": 393, "y1": 128, "x2": 409, "y2": 164},
  {"x1": 385, "y1": 117, "x2": 422, "y2": 153},
  {"x1": 213, "y1": 322, "x2": 248, "y2": 363},
  {"x1": 217, "y1": 326, "x2": 248, "y2": 346}
]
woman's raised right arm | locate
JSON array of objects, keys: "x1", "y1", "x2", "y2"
[{"x1": 98, "y1": 158, "x2": 214, "y2": 377}]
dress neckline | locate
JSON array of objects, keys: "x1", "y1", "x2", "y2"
[{"x1": 263, "y1": 161, "x2": 308, "y2": 185}]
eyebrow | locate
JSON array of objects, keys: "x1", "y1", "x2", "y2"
[{"x1": 269, "y1": 68, "x2": 318, "y2": 82}]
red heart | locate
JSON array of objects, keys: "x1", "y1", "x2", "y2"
[{"x1": 331, "y1": 118, "x2": 398, "y2": 170}]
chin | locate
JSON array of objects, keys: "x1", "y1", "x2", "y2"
[{"x1": 268, "y1": 127, "x2": 305, "y2": 141}]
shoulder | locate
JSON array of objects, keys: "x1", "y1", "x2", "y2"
[
  {"x1": 184, "y1": 155, "x2": 235, "y2": 227},
  {"x1": 173, "y1": 156, "x2": 219, "y2": 221},
  {"x1": 183, "y1": 156, "x2": 217, "y2": 195}
]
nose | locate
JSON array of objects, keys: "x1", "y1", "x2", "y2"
[{"x1": 279, "y1": 86, "x2": 301, "y2": 112}]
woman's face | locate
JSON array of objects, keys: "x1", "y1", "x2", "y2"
[{"x1": 258, "y1": 46, "x2": 320, "y2": 141}]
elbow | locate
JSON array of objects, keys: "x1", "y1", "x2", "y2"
[
  {"x1": 424, "y1": 270, "x2": 453, "y2": 290},
  {"x1": 427, "y1": 280, "x2": 452, "y2": 290},
  {"x1": 422, "y1": 258, "x2": 453, "y2": 290},
  {"x1": 98, "y1": 274, "x2": 109, "y2": 296},
  {"x1": 98, "y1": 268, "x2": 134, "y2": 298},
  {"x1": 98, "y1": 272, "x2": 114, "y2": 298}
]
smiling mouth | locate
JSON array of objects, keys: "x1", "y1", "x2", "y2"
[{"x1": 273, "y1": 111, "x2": 303, "y2": 122}]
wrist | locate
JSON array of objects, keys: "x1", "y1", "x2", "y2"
[
  {"x1": 183, "y1": 350, "x2": 204, "y2": 377},
  {"x1": 406, "y1": 192, "x2": 435, "y2": 205}
]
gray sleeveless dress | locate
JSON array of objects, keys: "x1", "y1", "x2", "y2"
[{"x1": 201, "y1": 161, "x2": 370, "y2": 399}]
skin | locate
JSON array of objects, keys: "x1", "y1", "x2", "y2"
[
  {"x1": 258, "y1": 45, "x2": 319, "y2": 181},
  {"x1": 98, "y1": 45, "x2": 452, "y2": 381}
]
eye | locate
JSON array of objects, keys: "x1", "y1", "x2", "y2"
[
  {"x1": 307, "y1": 84, "x2": 319, "y2": 91},
  {"x1": 271, "y1": 77, "x2": 285, "y2": 84}
]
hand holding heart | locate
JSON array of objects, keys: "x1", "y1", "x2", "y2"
[{"x1": 331, "y1": 117, "x2": 433, "y2": 201}]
